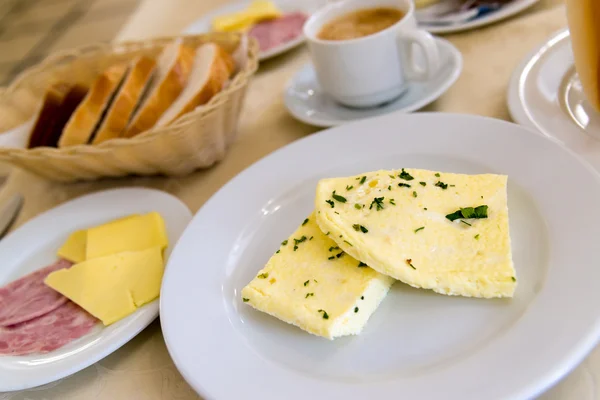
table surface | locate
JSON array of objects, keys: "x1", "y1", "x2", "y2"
[{"x1": 3, "y1": 0, "x2": 599, "y2": 399}]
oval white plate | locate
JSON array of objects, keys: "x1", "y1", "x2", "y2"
[
  {"x1": 508, "y1": 28, "x2": 600, "y2": 170},
  {"x1": 161, "y1": 113, "x2": 600, "y2": 400},
  {"x1": 0, "y1": 188, "x2": 192, "y2": 392},
  {"x1": 284, "y1": 37, "x2": 462, "y2": 127},
  {"x1": 183, "y1": 0, "x2": 321, "y2": 61}
]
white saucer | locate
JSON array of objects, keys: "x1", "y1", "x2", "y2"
[
  {"x1": 284, "y1": 37, "x2": 462, "y2": 127},
  {"x1": 416, "y1": 0, "x2": 539, "y2": 34},
  {"x1": 183, "y1": 0, "x2": 321, "y2": 61},
  {"x1": 508, "y1": 29, "x2": 600, "y2": 169}
]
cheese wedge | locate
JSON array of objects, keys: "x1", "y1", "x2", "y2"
[
  {"x1": 212, "y1": 0, "x2": 282, "y2": 32},
  {"x1": 86, "y1": 212, "x2": 168, "y2": 260},
  {"x1": 241, "y1": 213, "x2": 394, "y2": 340},
  {"x1": 57, "y1": 214, "x2": 138, "y2": 263},
  {"x1": 45, "y1": 247, "x2": 164, "y2": 325},
  {"x1": 315, "y1": 169, "x2": 516, "y2": 299},
  {"x1": 57, "y1": 229, "x2": 87, "y2": 263}
]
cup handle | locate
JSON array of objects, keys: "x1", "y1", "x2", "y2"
[{"x1": 398, "y1": 30, "x2": 441, "y2": 81}]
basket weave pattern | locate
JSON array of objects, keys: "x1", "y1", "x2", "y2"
[{"x1": 0, "y1": 32, "x2": 259, "y2": 182}]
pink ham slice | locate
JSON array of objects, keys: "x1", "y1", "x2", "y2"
[
  {"x1": 0, "y1": 301, "x2": 98, "y2": 356},
  {"x1": 0, "y1": 259, "x2": 73, "y2": 327},
  {"x1": 249, "y1": 12, "x2": 308, "y2": 52}
]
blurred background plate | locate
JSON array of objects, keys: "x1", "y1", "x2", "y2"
[
  {"x1": 183, "y1": 0, "x2": 323, "y2": 60},
  {"x1": 416, "y1": 0, "x2": 539, "y2": 34}
]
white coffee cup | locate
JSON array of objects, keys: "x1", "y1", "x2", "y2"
[{"x1": 303, "y1": 0, "x2": 441, "y2": 108}]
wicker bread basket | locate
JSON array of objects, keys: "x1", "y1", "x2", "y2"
[{"x1": 0, "y1": 32, "x2": 259, "y2": 182}]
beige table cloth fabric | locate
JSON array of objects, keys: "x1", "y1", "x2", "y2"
[{"x1": 2, "y1": 1, "x2": 598, "y2": 399}]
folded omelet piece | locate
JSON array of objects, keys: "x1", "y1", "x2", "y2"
[
  {"x1": 315, "y1": 169, "x2": 516, "y2": 299},
  {"x1": 241, "y1": 213, "x2": 394, "y2": 340}
]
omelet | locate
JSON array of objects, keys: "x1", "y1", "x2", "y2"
[
  {"x1": 315, "y1": 169, "x2": 516, "y2": 298},
  {"x1": 241, "y1": 213, "x2": 394, "y2": 340}
]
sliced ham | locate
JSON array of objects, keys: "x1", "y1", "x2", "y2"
[
  {"x1": 0, "y1": 259, "x2": 73, "y2": 327},
  {"x1": 249, "y1": 12, "x2": 308, "y2": 52},
  {"x1": 0, "y1": 301, "x2": 98, "y2": 356}
]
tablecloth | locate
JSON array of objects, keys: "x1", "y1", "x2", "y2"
[{"x1": 3, "y1": 1, "x2": 598, "y2": 399}]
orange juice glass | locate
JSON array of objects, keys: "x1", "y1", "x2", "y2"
[{"x1": 565, "y1": 0, "x2": 600, "y2": 112}]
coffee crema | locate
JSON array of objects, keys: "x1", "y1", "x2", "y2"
[{"x1": 317, "y1": 7, "x2": 404, "y2": 41}]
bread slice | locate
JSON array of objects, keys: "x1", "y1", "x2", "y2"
[
  {"x1": 43, "y1": 84, "x2": 88, "y2": 147},
  {"x1": 58, "y1": 64, "x2": 128, "y2": 148},
  {"x1": 27, "y1": 83, "x2": 70, "y2": 148},
  {"x1": 123, "y1": 41, "x2": 195, "y2": 138},
  {"x1": 92, "y1": 56, "x2": 156, "y2": 145},
  {"x1": 156, "y1": 43, "x2": 235, "y2": 128}
]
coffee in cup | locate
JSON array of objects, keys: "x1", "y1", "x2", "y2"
[
  {"x1": 303, "y1": 0, "x2": 441, "y2": 109},
  {"x1": 317, "y1": 8, "x2": 405, "y2": 41}
]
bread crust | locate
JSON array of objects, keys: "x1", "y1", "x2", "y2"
[
  {"x1": 58, "y1": 64, "x2": 128, "y2": 148},
  {"x1": 92, "y1": 56, "x2": 156, "y2": 144},
  {"x1": 123, "y1": 43, "x2": 195, "y2": 138},
  {"x1": 43, "y1": 84, "x2": 88, "y2": 147},
  {"x1": 157, "y1": 44, "x2": 235, "y2": 127},
  {"x1": 27, "y1": 83, "x2": 70, "y2": 148}
]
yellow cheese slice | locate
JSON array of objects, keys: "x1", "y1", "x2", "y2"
[
  {"x1": 212, "y1": 0, "x2": 282, "y2": 32},
  {"x1": 57, "y1": 214, "x2": 139, "y2": 263},
  {"x1": 241, "y1": 213, "x2": 393, "y2": 340},
  {"x1": 45, "y1": 247, "x2": 164, "y2": 325},
  {"x1": 57, "y1": 230, "x2": 87, "y2": 263},
  {"x1": 86, "y1": 212, "x2": 168, "y2": 260},
  {"x1": 315, "y1": 168, "x2": 516, "y2": 299}
]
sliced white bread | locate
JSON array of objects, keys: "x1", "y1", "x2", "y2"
[
  {"x1": 58, "y1": 64, "x2": 128, "y2": 148},
  {"x1": 123, "y1": 40, "x2": 195, "y2": 138},
  {"x1": 155, "y1": 43, "x2": 235, "y2": 128},
  {"x1": 92, "y1": 56, "x2": 156, "y2": 145}
]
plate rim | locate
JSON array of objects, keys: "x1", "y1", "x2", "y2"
[
  {"x1": 507, "y1": 28, "x2": 570, "y2": 136},
  {"x1": 0, "y1": 187, "x2": 192, "y2": 392},
  {"x1": 160, "y1": 112, "x2": 600, "y2": 400}
]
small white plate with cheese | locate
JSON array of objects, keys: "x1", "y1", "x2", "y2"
[
  {"x1": 0, "y1": 188, "x2": 192, "y2": 391},
  {"x1": 161, "y1": 113, "x2": 600, "y2": 400},
  {"x1": 183, "y1": 0, "x2": 321, "y2": 61}
]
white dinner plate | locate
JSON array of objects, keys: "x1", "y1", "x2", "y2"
[
  {"x1": 416, "y1": 0, "x2": 539, "y2": 34},
  {"x1": 183, "y1": 0, "x2": 322, "y2": 61},
  {"x1": 508, "y1": 28, "x2": 600, "y2": 171},
  {"x1": 0, "y1": 188, "x2": 192, "y2": 392},
  {"x1": 161, "y1": 113, "x2": 600, "y2": 400}
]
